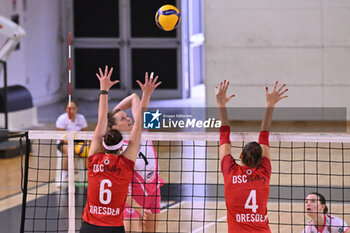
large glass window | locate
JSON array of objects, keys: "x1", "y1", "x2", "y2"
[
  {"x1": 75, "y1": 48, "x2": 120, "y2": 89},
  {"x1": 73, "y1": 0, "x2": 119, "y2": 37},
  {"x1": 131, "y1": 48, "x2": 177, "y2": 89},
  {"x1": 130, "y1": 0, "x2": 177, "y2": 38},
  {"x1": 69, "y1": 0, "x2": 202, "y2": 99}
]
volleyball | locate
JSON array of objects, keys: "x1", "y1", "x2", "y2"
[
  {"x1": 74, "y1": 142, "x2": 89, "y2": 157},
  {"x1": 155, "y1": 5, "x2": 181, "y2": 31}
]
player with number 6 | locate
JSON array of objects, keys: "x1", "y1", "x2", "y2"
[
  {"x1": 79, "y1": 66, "x2": 160, "y2": 233},
  {"x1": 216, "y1": 80, "x2": 288, "y2": 233}
]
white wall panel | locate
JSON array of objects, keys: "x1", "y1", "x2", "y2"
[
  {"x1": 323, "y1": 48, "x2": 350, "y2": 85},
  {"x1": 323, "y1": 8, "x2": 350, "y2": 46},
  {"x1": 206, "y1": 8, "x2": 322, "y2": 47},
  {"x1": 205, "y1": 0, "x2": 350, "y2": 119},
  {"x1": 206, "y1": 48, "x2": 322, "y2": 85},
  {"x1": 323, "y1": 0, "x2": 350, "y2": 8}
]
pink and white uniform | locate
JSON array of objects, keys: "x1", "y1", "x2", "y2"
[
  {"x1": 123, "y1": 140, "x2": 164, "y2": 218},
  {"x1": 302, "y1": 215, "x2": 349, "y2": 233}
]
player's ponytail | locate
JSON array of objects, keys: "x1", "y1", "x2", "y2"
[
  {"x1": 323, "y1": 205, "x2": 328, "y2": 214},
  {"x1": 241, "y1": 142, "x2": 263, "y2": 169},
  {"x1": 309, "y1": 192, "x2": 328, "y2": 214}
]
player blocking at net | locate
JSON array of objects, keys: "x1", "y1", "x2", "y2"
[
  {"x1": 216, "y1": 80, "x2": 288, "y2": 233},
  {"x1": 79, "y1": 66, "x2": 160, "y2": 233}
]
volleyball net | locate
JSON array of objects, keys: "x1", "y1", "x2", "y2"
[{"x1": 20, "y1": 130, "x2": 350, "y2": 233}]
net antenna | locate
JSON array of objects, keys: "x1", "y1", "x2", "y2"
[{"x1": 67, "y1": 32, "x2": 75, "y2": 233}]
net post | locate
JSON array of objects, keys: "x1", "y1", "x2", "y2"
[
  {"x1": 20, "y1": 132, "x2": 30, "y2": 233},
  {"x1": 68, "y1": 130, "x2": 75, "y2": 233},
  {"x1": 67, "y1": 32, "x2": 75, "y2": 233}
]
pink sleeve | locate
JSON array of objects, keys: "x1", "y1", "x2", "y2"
[
  {"x1": 221, "y1": 154, "x2": 237, "y2": 177},
  {"x1": 258, "y1": 157, "x2": 271, "y2": 178}
]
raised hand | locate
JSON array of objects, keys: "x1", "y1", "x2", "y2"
[
  {"x1": 216, "y1": 80, "x2": 235, "y2": 107},
  {"x1": 136, "y1": 72, "x2": 162, "y2": 96},
  {"x1": 265, "y1": 81, "x2": 288, "y2": 107},
  {"x1": 96, "y1": 65, "x2": 119, "y2": 91}
]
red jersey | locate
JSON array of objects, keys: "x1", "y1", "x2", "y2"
[
  {"x1": 221, "y1": 154, "x2": 271, "y2": 233},
  {"x1": 82, "y1": 152, "x2": 134, "y2": 227}
]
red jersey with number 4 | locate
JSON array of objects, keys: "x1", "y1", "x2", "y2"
[
  {"x1": 82, "y1": 152, "x2": 134, "y2": 227},
  {"x1": 221, "y1": 154, "x2": 271, "y2": 233}
]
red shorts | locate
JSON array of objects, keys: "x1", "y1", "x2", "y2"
[{"x1": 123, "y1": 187, "x2": 162, "y2": 219}]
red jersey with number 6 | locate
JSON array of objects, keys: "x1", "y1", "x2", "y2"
[
  {"x1": 221, "y1": 154, "x2": 271, "y2": 233},
  {"x1": 82, "y1": 152, "x2": 134, "y2": 227}
]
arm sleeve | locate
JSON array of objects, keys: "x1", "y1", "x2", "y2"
[
  {"x1": 220, "y1": 154, "x2": 237, "y2": 177},
  {"x1": 258, "y1": 131, "x2": 270, "y2": 147}
]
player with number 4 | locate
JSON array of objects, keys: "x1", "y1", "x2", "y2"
[{"x1": 216, "y1": 80, "x2": 288, "y2": 233}]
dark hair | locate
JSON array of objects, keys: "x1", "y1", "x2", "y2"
[
  {"x1": 241, "y1": 142, "x2": 263, "y2": 168},
  {"x1": 65, "y1": 100, "x2": 78, "y2": 108},
  {"x1": 103, "y1": 129, "x2": 123, "y2": 154},
  {"x1": 308, "y1": 192, "x2": 328, "y2": 214},
  {"x1": 107, "y1": 109, "x2": 121, "y2": 129}
]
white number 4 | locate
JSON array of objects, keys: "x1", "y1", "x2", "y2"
[{"x1": 245, "y1": 190, "x2": 258, "y2": 213}]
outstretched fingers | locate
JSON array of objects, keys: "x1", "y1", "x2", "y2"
[
  {"x1": 279, "y1": 88, "x2": 288, "y2": 100},
  {"x1": 228, "y1": 94, "x2": 235, "y2": 101},
  {"x1": 277, "y1": 83, "x2": 286, "y2": 93},
  {"x1": 104, "y1": 65, "x2": 108, "y2": 76},
  {"x1": 136, "y1": 80, "x2": 143, "y2": 89},
  {"x1": 273, "y1": 81, "x2": 278, "y2": 92},
  {"x1": 224, "y1": 80, "x2": 230, "y2": 92},
  {"x1": 280, "y1": 87, "x2": 288, "y2": 96},
  {"x1": 145, "y1": 72, "x2": 149, "y2": 84},
  {"x1": 152, "y1": 75, "x2": 159, "y2": 85},
  {"x1": 99, "y1": 68, "x2": 103, "y2": 78},
  {"x1": 112, "y1": 80, "x2": 120, "y2": 86},
  {"x1": 136, "y1": 72, "x2": 161, "y2": 91},
  {"x1": 154, "y1": 80, "x2": 162, "y2": 88}
]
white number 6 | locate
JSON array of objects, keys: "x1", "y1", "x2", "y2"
[{"x1": 99, "y1": 179, "x2": 112, "y2": 205}]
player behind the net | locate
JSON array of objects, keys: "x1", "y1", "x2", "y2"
[
  {"x1": 303, "y1": 192, "x2": 349, "y2": 233},
  {"x1": 216, "y1": 80, "x2": 288, "y2": 233},
  {"x1": 79, "y1": 66, "x2": 159, "y2": 233},
  {"x1": 108, "y1": 72, "x2": 163, "y2": 232}
]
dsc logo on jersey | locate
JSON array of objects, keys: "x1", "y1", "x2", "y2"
[
  {"x1": 232, "y1": 175, "x2": 247, "y2": 184},
  {"x1": 93, "y1": 164, "x2": 104, "y2": 173}
]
